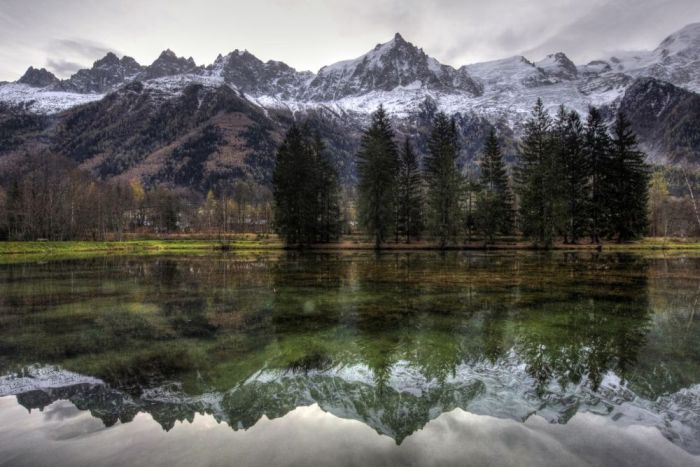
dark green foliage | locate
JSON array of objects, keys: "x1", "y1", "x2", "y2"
[
  {"x1": 608, "y1": 113, "x2": 650, "y2": 241},
  {"x1": 356, "y1": 105, "x2": 400, "y2": 248},
  {"x1": 396, "y1": 137, "x2": 424, "y2": 242},
  {"x1": 515, "y1": 99, "x2": 556, "y2": 247},
  {"x1": 584, "y1": 107, "x2": 612, "y2": 243},
  {"x1": 553, "y1": 108, "x2": 588, "y2": 243},
  {"x1": 424, "y1": 112, "x2": 463, "y2": 248},
  {"x1": 515, "y1": 101, "x2": 649, "y2": 247},
  {"x1": 315, "y1": 134, "x2": 343, "y2": 243},
  {"x1": 475, "y1": 129, "x2": 513, "y2": 242},
  {"x1": 273, "y1": 124, "x2": 341, "y2": 246}
]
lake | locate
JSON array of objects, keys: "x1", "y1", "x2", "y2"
[{"x1": 0, "y1": 251, "x2": 699, "y2": 467}]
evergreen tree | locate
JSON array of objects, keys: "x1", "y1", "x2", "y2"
[
  {"x1": 463, "y1": 168, "x2": 478, "y2": 242},
  {"x1": 475, "y1": 129, "x2": 513, "y2": 242},
  {"x1": 424, "y1": 112, "x2": 463, "y2": 248},
  {"x1": 608, "y1": 112, "x2": 650, "y2": 241},
  {"x1": 515, "y1": 99, "x2": 556, "y2": 246},
  {"x1": 273, "y1": 124, "x2": 341, "y2": 246},
  {"x1": 314, "y1": 133, "x2": 342, "y2": 242},
  {"x1": 356, "y1": 105, "x2": 400, "y2": 248},
  {"x1": 556, "y1": 109, "x2": 588, "y2": 243},
  {"x1": 396, "y1": 137, "x2": 424, "y2": 243},
  {"x1": 584, "y1": 106, "x2": 611, "y2": 243}
]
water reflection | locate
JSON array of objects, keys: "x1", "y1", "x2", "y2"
[
  {"x1": 1, "y1": 398, "x2": 697, "y2": 467},
  {"x1": 0, "y1": 252, "x2": 699, "y2": 459}
]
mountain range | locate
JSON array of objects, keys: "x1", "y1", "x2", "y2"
[{"x1": 1, "y1": 23, "x2": 700, "y2": 192}]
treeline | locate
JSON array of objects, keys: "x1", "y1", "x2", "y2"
[
  {"x1": 516, "y1": 101, "x2": 649, "y2": 246},
  {"x1": 3, "y1": 100, "x2": 699, "y2": 244},
  {"x1": 0, "y1": 152, "x2": 274, "y2": 240},
  {"x1": 274, "y1": 100, "x2": 651, "y2": 247}
]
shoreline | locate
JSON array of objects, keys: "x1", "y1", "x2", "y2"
[{"x1": 1, "y1": 237, "x2": 700, "y2": 260}]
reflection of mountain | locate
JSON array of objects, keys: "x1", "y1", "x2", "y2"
[{"x1": 5, "y1": 352, "x2": 700, "y2": 453}]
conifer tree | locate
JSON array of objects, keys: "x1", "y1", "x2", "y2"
[
  {"x1": 397, "y1": 137, "x2": 424, "y2": 243},
  {"x1": 475, "y1": 129, "x2": 513, "y2": 242},
  {"x1": 584, "y1": 106, "x2": 611, "y2": 243},
  {"x1": 515, "y1": 99, "x2": 556, "y2": 246},
  {"x1": 356, "y1": 105, "x2": 400, "y2": 248},
  {"x1": 556, "y1": 109, "x2": 588, "y2": 243},
  {"x1": 424, "y1": 112, "x2": 463, "y2": 248},
  {"x1": 273, "y1": 124, "x2": 341, "y2": 246},
  {"x1": 608, "y1": 112, "x2": 649, "y2": 241},
  {"x1": 314, "y1": 133, "x2": 342, "y2": 243}
]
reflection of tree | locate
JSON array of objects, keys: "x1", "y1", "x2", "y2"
[{"x1": 514, "y1": 254, "x2": 652, "y2": 396}]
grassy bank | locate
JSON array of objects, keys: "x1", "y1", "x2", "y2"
[
  {"x1": 1, "y1": 236, "x2": 699, "y2": 261},
  {"x1": 0, "y1": 237, "x2": 283, "y2": 260}
]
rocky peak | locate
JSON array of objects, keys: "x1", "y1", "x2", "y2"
[
  {"x1": 60, "y1": 52, "x2": 144, "y2": 93},
  {"x1": 305, "y1": 33, "x2": 481, "y2": 100},
  {"x1": 535, "y1": 52, "x2": 578, "y2": 80},
  {"x1": 210, "y1": 49, "x2": 312, "y2": 98},
  {"x1": 18, "y1": 67, "x2": 60, "y2": 87},
  {"x1": 140, "y1": 49, "x2": 201, "y2": 80},
  {"x1": 94, "y1": 52, "x2": 120, "y2": 67}
]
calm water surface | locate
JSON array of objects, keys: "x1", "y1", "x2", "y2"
[{"x1": 0, "y1": 251, "x2": 699, "y2": 467}]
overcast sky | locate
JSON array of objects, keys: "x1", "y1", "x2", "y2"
[{"x1": 1, "y1": 0, "x2": 699, "y2": 81}]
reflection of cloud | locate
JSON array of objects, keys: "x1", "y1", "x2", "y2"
[
  {"x1": 41, "y1": 401, "x2": 82, "y2": 421},
  {"x1": 46, "y1": 58, "x2": 83, "y2": 76},
  {"x1": 1, "y1": 399, "x2": 697, "y2": 466}
]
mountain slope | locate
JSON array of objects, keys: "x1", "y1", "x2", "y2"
[
  {"x1": 619, "y1": 77, "x2": 700, "y2": 163},
  {"x1": 51, "y1": 81, "x2": 284, "y2": 190}
]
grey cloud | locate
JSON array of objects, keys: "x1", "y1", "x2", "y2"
[
  {"x1": 41, "y1": 38, "x2": 121, "y2": 77},
  {"x1": 523, "y1": 0, "x2": 700, "y2": 62},
  {"x1": 49, "y1": 39, "x2": 118, "y2": 61},
  {"x1": 0, "y1": 0, "x2": 699, "y2": 81},
  {"x1": 46, "y1": 58, "x2": 84, "y2": 76}
]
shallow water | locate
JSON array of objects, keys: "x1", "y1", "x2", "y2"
[{"x1": 0, "y1": 251, "x2": 699, "y2": 466}]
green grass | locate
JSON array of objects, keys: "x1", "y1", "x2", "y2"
[
  {"x1": 0, "y1": 239, "x2": 283, "y2": 262},
  {"x1": 1, "y1": 237, "x2": 700, "y2": 262}
]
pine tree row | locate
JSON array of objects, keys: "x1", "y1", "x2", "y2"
[
  {"x1": 272, "y1": 100, "x2": 649, "y2": 248},
  {"x1": 516, "y1": 99, "x2": 650, "y2": 246}
]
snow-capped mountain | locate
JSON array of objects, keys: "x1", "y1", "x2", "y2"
[
  {"x1": 605, "y1": 23, "x2": 700, "y2": 93},
  {"x1": 1, "y1": 22, "x2": 700, "y2": 190},
  {"x1": 302, "y1": 33, "x2": 482, "y2": 101},
  {"x1": 2, "y1": 23, "x2": 700, "y2": 121}
]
